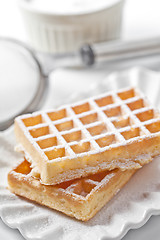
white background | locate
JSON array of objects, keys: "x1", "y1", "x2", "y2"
[{"x1": 1, "y1": 0, "x2": 160, "y2": 239}]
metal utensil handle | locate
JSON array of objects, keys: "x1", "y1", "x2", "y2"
[{"x1": 80, "y1": 37, "x2": 160, "y2": 65}]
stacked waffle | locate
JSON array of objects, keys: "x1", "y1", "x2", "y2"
[{"x1": 8, "y1": 87, "x2": 160, "y2": 221}]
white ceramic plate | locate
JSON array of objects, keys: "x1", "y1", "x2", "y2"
[{"x1": 1, "y1": 67, "x2": 160, "y2": 240}]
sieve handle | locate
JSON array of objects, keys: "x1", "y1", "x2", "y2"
[{"x1": 80, "y1": 37, "x2": 160, "y2": 66}]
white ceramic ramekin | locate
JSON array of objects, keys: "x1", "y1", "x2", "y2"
[{"x1": 19, "y1": 0, "x2": 125, "y2": 53}]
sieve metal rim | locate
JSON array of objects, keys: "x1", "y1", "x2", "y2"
[{"x1": 0, "y1": 37, "x2": 48, "y2": 130}]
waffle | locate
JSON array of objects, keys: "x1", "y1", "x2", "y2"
[
  {"x1": 8, "y1": 158, "x2": 136, "y2": 221},
  {"x1": 14, "y1": 87, "x2": 160, "y2": 185}
]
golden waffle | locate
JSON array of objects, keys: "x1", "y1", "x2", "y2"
[
  {"x1": 15, "y1": 87, "x2": 160, "y2": 185},
  {"x1": 8, "y1": 159, "x2": 136, "y2": 221}
]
